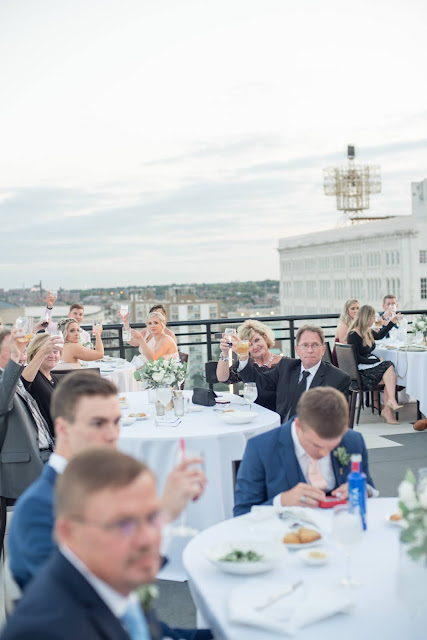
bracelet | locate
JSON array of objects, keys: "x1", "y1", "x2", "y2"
[
  {"x1": 219, "y1": 354, "x2": 229, "y2": 362},
  {"x1": 47, "y1": 307, "x2": 53, "y2": 310}
]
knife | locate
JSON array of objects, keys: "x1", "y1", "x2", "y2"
[{"x1": 253, "y1": 580, "x2": 303, "y2": 611}]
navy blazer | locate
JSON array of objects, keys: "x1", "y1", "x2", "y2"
[{"x1": 234, "y1": 419, "x2": 374, "y2": 516}]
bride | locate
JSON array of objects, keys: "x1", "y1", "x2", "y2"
[{"x1": 130, "y1": 311, "x2": 179, "y2": 362}]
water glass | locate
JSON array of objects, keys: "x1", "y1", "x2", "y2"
[
  {"x1": 173, "y1": 395, "x2": 185, "y2": 417},
  {"x1": 332, "y1": 504, "x2": 363, "y2": 587},
  {"x1": 243, "y1": 382, "x2": 258, "y2": 411}
]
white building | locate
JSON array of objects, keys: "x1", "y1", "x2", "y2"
[{"x1": 278, "y1": 179, "x2": 427, "y2": 315}]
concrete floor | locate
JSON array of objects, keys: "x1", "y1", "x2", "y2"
[{"x1": 156, "y1": 400, "x2": 427, "y2": 630}]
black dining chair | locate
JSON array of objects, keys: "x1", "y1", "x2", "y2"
[
  {"x1": 52, "y1": 368, "x2": 101, "y2": 381},
  {"x1": 322, "y1": 342, "x2": 333, "y2": 364}
]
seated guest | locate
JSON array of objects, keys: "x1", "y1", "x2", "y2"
[
  {"x1": 130, "y1": 311, "x2": 179, "y2": 362},
  {"x1": 4, "y1": 449, "x2": 212, "y2": 640},
  {"x1": 347, "y1": 304, "x2": 403, "y2": 425},
  {"x1": 9, "y1": 372, "x2": 206, "y2": 593},
  {"x1": 379, "y1": 293, "x2": 407, "y2": 340},
  {"x1": 234, "y1": 387, "x2": 375, "y2": 516},
  {"x1": 57, "y1": 318, "x2": 104, "y2": 365},
  {"x1": 217, "y1": 319, "x2": 283, "y2": 412},
  {"x1": 0, "y1": 330, "x2": 54, "y2": 503},
  {"x1": 43, "y1": 293, "x2": 92, "y2": 346},
  {"x1": 332, "y1": 299, "x2": 360, "y2": 366},
  {"x1": 21, "y1": 333, "x2": 63, "y2": 439},
  {"x1": 237, "y1": 324, "x2": 351, "y2": 423}
]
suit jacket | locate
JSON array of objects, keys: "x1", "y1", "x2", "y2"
[
  {"x1": 0, "y1": 360, "x2": 45, "y2": 499},
  {"x1": 233, "y1": 419, "x2": 374, "y2": 516},
  {"x1": 239, "y1": 357, "x2": 351, "y2": 422}
]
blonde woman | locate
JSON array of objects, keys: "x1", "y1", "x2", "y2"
[
  {"x1": 58, "y1": 318, "x2": 104, "y2": 365},
  {"x1": 332, "y1": 299, "x2": 360, "y2": 366},
  {"x1": 130, "y1": 311, "x2": 179, "y2": 362},
  {"x1": 347, "y1": 304, "x2": 403, "y2": 424},
  {"x1": 217, "y1": 319, "x2": 282, "y2": 412}
]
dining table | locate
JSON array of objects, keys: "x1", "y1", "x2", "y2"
[
  {"x1": 85, "y1": 356, "x2": 138, "y2": 393},
  {"x1": 374, "y1": 340, "x2": 427, "y2": 416},
  {"x1": 183, "y1": 497, "x2": 425, "y2": 640}
]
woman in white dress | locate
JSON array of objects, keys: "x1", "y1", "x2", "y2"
[{"x1": 130, "y1": 311, "x2": 179, "y2": 363}]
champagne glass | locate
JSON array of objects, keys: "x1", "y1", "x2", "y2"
[
  {"x1": 332, "y1": 504, "x2": 363, "y2": 587},
  {"x1": 52, "y1": 330, "x2": 64, "y2": 349},
  {"x1": 119, "y1": 304, "x2": 129, "y2": 321},
  {"x1": 243, "y1": 382, "x2": 258, "y2": 411},
  {"x1": 224, "y1": 328, "x2": 237, "y2": 348},
  {"x1": 15, "y1": 317, "x2": 34, "y2": 344},
  {"x1": 92, "y1": 320, "x2": 102, "y2": 336}
]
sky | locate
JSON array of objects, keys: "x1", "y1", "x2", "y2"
[{"x1": 1, "y1": 0, "x2": 427, "y2": 290}]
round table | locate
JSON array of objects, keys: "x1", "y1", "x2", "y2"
[
  {"x1": 183, "y1": 498, "x2": 425, "y2": 640},
  {"x1": 374, "y1": 341, "x2": 427, "y2": 416},
  {"x1": 86, "y1": 357, "x2": 138, "y2": 393},
  {"x1": 118, "y1": 391, "x2": 281, "y2": 531}
]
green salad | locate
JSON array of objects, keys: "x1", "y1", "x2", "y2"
[{"x1": 219, "y1": 549, "x2": 263, "y2": 563}]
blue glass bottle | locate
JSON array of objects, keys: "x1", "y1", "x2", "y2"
[{"x1": 347, "y1": 454, "x2": 367, "y2": 530}]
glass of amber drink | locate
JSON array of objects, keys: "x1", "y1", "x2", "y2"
[{"x1": 236, "y1": 340, "x2": 250, "y2": 357}]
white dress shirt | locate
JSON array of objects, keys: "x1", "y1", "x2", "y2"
[
  {"x1": 297, "y1": 360, "x2": 322, "y2": 389},
  {"x1": 272, "y1": 420, "x2": 336, "y2": 507},
  {"x1": 48, "y1": 452, "x2": 68, "y2": 475}
]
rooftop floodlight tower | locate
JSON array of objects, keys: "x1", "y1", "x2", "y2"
[{"x1": 323, "y1": 145, "x2": 385, "y2": 222}]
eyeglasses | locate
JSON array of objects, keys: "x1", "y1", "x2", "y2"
[
  {"x1": 70, "y1": 511, "x2": 162, "y2": 538},
  {"x1": 297, "y1": 343, "x2": 324, "y2": 350}
]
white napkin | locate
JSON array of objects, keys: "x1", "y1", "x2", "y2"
[{"x1": 229, "y1": 578, "x2": 353, "y2": 635}]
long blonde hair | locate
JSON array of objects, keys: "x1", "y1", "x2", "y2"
[
  {"x1": 339, "y1": 299, "x2": 360, "y2": 327},
  {"x1": 348, "y1": 304, "x2": 375, "y2": 346}
]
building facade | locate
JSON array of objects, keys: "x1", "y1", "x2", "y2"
[{"x1": 278, "y1": 179, "x2": 427, "y2": 314}]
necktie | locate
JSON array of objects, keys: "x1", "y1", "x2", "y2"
[
  {"x1": 16, "y1": 380, "x2": 54, "y2": 450},
  {"x1": 121, "y1": 601, "x2": 151, "y2": 640},
  {"x1": 289, "y1": 370, "x2": 310, "y2": 418},
  {"x1": 308, "y1": 457, "x2": 328, "y2": 491}
]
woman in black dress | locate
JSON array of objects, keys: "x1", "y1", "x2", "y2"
[
  {"x1": 346, "y1": 304, "x2": 403, "y2": 425},
  {"x1": 216, "y1": 319, "x2": 283, "y2": 412},
  {"x1": 21, "y1": 332, "x2": 63, "y2": 439}
]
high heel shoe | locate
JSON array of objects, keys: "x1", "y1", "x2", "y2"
[
  {"x1": 381, "y1": 409, "x2": 399, "y2": 425},
  {"x1": 386, "y1": 402, "x2": 403, "y2": 411}
]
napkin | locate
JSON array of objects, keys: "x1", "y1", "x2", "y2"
[{"x1": 229, "y1": 578, "x2": 353, "y2": 635}]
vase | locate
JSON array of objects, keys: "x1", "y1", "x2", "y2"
[{"x1": 147, "y1": 388, "x2": 157, "y2": 404}]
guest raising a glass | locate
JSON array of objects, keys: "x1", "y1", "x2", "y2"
[
  {"x1": 346, "y1": 304, "x2": 403, "y2": 425},
  {"x1": 130, "y1": 311, "x2": 179, "y2": 362},
  {"x1": 57, "y1": 318, "x2": 104, "y2": 365},
  {"x1": 21, "y1": 333, "x2": 63, "y2": 439},
  {"x1": 332, "y1": 299, "x2": 360, "y2": 366},
  {"x1": 217, "y1": 319, "x2": 282, "y2": 412}
]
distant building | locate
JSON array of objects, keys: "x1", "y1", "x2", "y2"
[{"x1": 278, "y1": 178, "x2": 427, "y2": 314}]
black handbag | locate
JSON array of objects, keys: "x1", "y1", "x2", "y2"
[{"x1": 192, "y1": 387, "x2": 217, "y2": 407}]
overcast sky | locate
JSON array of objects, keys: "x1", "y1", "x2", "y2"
[{"x1": 1, "y1": 0, "x2": 426, "y2": 290}]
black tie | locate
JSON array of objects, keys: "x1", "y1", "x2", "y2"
[{"x1": 289, "y1": 370, "x2": 310, "y2": 418}]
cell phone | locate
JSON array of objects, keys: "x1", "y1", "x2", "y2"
[
  {"x1": 318, "y1": 496, "x2": 347, "y2": 509},
  {"x1": 41, "y1": 321, "x2": 49, "y2": 328}
]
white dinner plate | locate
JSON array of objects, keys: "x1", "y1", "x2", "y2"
[
  {"x1": 205, "y1": 540, "x2": 287, "y2": 575},
  {"x1": 222, "y1": 411, "x2": 258, "y2": 425}
]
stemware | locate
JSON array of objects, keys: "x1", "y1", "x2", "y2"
[
  {"x1": 243, "y1": 382, "x2": 258, "y2": 411},
  {"x1": 157, "y1": 386, "x2": 172, "y2": 409},
  {"x1": 170, "y1": 440, "x2": 204, "y2": 537},
  {"x1": 14, "y1": 317, "x2": 34, "y2": 344},
  {"x1": 224, "y1": 328, "x2": 237, "y2": 348},
  {"x1": 332, "y1": 504, "x2": 363, "y2": 587}
]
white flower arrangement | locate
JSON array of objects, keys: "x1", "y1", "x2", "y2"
[
  {"x1": 412, "y1": 314, "x2": 427, "y2": 337},
  {"x1": 137, "y1": 357, "x2": 187, "y2": 388},
  {"x1": 398, "y1": 470, "x2": 427, "y2": 563}
]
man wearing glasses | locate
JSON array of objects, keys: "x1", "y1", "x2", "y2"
[
  {"x1": 238, "y1": 324, "x2": 350, "y2": 423},
  {"x1": 3, "y1": 449, "x2": 210, "y2": 640}
]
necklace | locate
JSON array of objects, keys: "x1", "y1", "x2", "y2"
[{"x1": 254, "y1": 353, "x2": 275, "y2": 367}]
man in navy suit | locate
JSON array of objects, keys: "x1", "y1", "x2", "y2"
[
  {"x1": 234, "y1": 386, "x2": 375, "y2": 516},
  {"x1": 2, "y1": 449, "x2": 202, "y2": 640}
]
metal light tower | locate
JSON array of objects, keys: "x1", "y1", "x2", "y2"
[{"x1": 323, "y1": 145, "x2": 384, "y2": 222}]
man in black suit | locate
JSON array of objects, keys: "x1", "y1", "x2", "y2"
[
  {"x1": 2, "y1": 449, "x2": 211, "y2": 640},
  {"x1": 237, "y1": 324, "x2": 351, "y2": 422}
]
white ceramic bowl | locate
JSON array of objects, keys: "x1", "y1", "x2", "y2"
[
  {"x1": 222, "y1": 411, "x2": 258, "y2": 425},
  {"x1": 205, "y1": 540, "x2": 287, "y2": 575},
  {"x1": 297, "y1": 547, "x2": 331, "y2": 566}
]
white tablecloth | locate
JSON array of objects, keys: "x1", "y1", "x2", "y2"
[
  {"x1": 183, "y1": 498, "x2": 425, "y2": 640},
  {"x1": 118, "y1": 391, "x2": 281, "y2": 531},
  {"x1": 86, "y1": 358, "x2": 138, "y2": 393},
  {"x1": 374, "y1": 342, "x2": 427, "y2": 416}
]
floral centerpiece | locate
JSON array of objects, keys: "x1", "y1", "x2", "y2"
[
  {"x1": 412, "y1": 314, "x2": 427, "y2": 339},
  {"x1": 136, "y1": 357, "x2": 187, "y2": 389},
  {"x1": 398, "y1": 470, "x2": 427, "y2": 564}
]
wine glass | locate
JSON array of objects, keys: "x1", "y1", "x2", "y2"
[
  {"x1": 332, "y1": 504, "x2": 363, "y2": 587},
  {"x1": 243, "y1": 382, "x2": 258, "y2": 411},
  {"x1": 14, "y1": 317, "x2": 34, "y2": 344},
  {"x1": 170, "y1": 443, "x2": 205, "y2": 537},
  {"x1": 157, "y1": 386, "x2": 172, "y2": 411},
  {"x1": 414, "y1": 331, "x2": 424, "y2": 346},
  {"x1": 224, "y1": 328, "x2": 237, "y2": 348}
]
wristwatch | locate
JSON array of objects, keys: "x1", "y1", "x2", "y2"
[{"x1": 219, "y1": 354, "x2": 229, "y2": 362}]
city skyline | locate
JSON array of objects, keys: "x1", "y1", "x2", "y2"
[{"x1": 1, "y1": 0, "x2": 426, "y2": 290}]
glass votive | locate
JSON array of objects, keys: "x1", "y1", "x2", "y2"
[{"x1": 173, "y1": 396, "x2": 184, "y2": 417}]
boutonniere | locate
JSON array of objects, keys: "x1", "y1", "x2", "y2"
[
  {"x1": 137, "y1": 584, "x2": 159, "y2": 614},
  {"x1": 333, "y1": 446, "x2": 351, "y2": 475}
]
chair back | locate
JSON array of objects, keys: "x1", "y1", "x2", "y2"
[
  {"x1": 205, "y1": 361, "x2": 219, "y2": 385},
  {"x1": 179, "y1": 352, "x2": 189, "y2": 364},
  {"x1": 335, "y1": 344, "x2": 360, "y2": 383},
  {"x1": 322, "y1": 342, "x2": 333, "y2": 364},
  {"x1": 52, "y1": 368, "x2": 101, "y2": 381}
]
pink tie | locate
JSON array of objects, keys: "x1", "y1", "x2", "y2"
[{"x1": 308, "y1": 457, "x2": 327, "y2": 491}]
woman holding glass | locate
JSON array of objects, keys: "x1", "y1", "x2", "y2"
[
  {"x1": 21, "y1": 333, "x2": 63, "y2": 439},
  {"x1": 332, "y1": 299, "x2": 360, "y2": 366},
  {"x1": 130, "y1": 311, "x2": 179, "y2": 362},
  {"x1": 217, "y1": 319, "x2": 282, "y2": 412},
  {"x1": 57, "y1": 318, "x2": 104, "y2": 365},
  {"x1": 346, "y1": 304, "x2": 403, "y2": 424}
]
